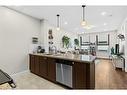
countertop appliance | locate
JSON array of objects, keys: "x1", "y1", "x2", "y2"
[
  {"x1": 56, "y1": 60, "x2": 73, "y2": 88},
  {"x1": 37, "y1": 46, "x2": 45, "y2": 53}
]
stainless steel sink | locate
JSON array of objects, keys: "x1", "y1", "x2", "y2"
[
  {"x1": 53, "y1": 54, "x2": 62, "y2": 56},
  {"x1": 43, "y1": 53, "x2": 62, "y2": 56},
  {"x1": 43, "y1": 53, "x2": 53, "y2": 55}
]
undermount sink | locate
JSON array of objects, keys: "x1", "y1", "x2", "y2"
[
  {"x1": 43, "y1": 53, "x2": 62, "y2": 56},
  {"x1": 43, "y1": 53, "x2": 53, "y2": 55},
  {"x1": 53, "y1": 54, "x2": 62, "y2": 56}
]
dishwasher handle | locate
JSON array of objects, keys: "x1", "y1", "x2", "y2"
[{"x1": 55, "y1": 59, "x2": 74, "y2": 66}]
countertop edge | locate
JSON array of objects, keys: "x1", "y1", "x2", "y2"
[{"x1": 29, "y1": 53, "x2": 96, "y2": 64}]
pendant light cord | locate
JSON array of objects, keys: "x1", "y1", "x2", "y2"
[
  {"x1": 57, "y1": 14, "x2": 60, "y2": 28},
  {"x1": 82, "y1": 5, "x2": 86, "y2": 21}
]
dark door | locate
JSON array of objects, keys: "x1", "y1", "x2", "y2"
[
  {"x1": 39, "y1": 57, "x2": 48, "y2": 78},
  {"x1": 73, "y1": 62, "x2": 87, "y2": 89},
  {"x1": 47, "y1": 58, "x2": 56, "y2": 82},
  {"x1": 29, "y1": 54, "x2": 35, "y2": 73}
]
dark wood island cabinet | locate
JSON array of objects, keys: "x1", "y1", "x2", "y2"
[
  {"x1": 73, "y1": 62, "x2": 95, "y2": 89},
  {"x1": 29, "y1": 53, "x2": 96, "y2": 89},
  {"x1": 47, "y1": 58, "x2": 56, "y2": 82},
  {"x1": 29, "y1": 54, "x2": 35, "y2": 73},
  {"x1": 73, "y1": 62, "x2": 87, "y2": 89},
  {"x1": 30, "y1": 55, "x2": 56, "y2": 82},
  {"x1": 39, "y1": 56, "x2": 47, "y2": 78}
]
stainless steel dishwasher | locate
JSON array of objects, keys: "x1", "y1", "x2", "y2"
[{"x1": 56, "y1": 60, "x2": 73, "y2": 88}]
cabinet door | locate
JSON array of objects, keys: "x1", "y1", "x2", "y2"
[
  {"x1": 34, "y1": 56, "x2": 40, "y2": 75},
  {"x1": 47, "y1": 58, "x2": 56, "y2": 82},
  {"x1": 29, "y1": 55, "x2": 35, "y2": 73},
  {"x1": 73, "y1": 62, "x2": 87, "y2": 89},
  {"x1": 39, "y1": 57, "x2": 48, "y2": 78}
]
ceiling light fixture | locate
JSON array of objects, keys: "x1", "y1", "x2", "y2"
[
  {"x1": 103, "y1": 23, "x2": 107, "y2": 26},
  {"x1": 56, "y1": 14, "x2": 60, "y2": 31},
  {"x1": 101, "y1": 12, "x2": 107, "y2": 16},
  {"x1": 64, "y1": 21, "x2": 68, "y2": 25},
  {"x1": 81, "y1": 5, "x2": 87, "y2": 27}
]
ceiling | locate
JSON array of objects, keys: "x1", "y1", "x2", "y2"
[{"x1": 8, "y1": 6, "x2": 127, "y2": 34}]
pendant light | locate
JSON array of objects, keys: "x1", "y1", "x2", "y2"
[
  {"x1": 56, "y1": 14, "x2": 60, "y2": 31},
  {"x1": 81, "y1": 5, "x2": 87, "y2": 27}
]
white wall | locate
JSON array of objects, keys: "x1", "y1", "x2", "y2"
[
  {"x1": 125, "y1": 19, "x2": 127, "y2": 72},
  {"x1": 118, "y1": 17, "x2": 127, "y2": 72},
  {"x1": 40, "y1": 20, "x2": 78, "y2": 52},
  {"x1": 117, "y1": 18, "x2": 126, "y2": 54},
  {"x1": 0, "y1": 7, "x2": 40, "y2": 75}
]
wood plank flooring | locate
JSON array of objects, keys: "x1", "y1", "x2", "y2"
[{"x1": 95, "y1": 59, "x2": 127, "y2": 89}]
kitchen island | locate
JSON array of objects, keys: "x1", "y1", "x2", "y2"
[{"x1": 29, "y1": 53, "x2": 96, "y2": 89}]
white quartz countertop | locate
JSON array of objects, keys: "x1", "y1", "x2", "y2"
[{"x1": 30, "y1": 53, "x2": 96, "y2": 63}]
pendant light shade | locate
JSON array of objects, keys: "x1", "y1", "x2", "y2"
[
  {"x1": 81, "y1": 5, "x2": 87, "y2": 27},
  {"x1": 56, "y1": 14, "x2": 60, "y2": 31}
]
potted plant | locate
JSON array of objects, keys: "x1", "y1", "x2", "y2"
[
  {"x1": 74, "y1": 38, "x2": 79, "y2": 49},
  {"x1": 62, "y1": 36, "x2": 70, "y2": 48}
]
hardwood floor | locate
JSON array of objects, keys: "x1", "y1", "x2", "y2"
[{"x1": 95, "y1": 59, "x2": 127, "y2": 89}]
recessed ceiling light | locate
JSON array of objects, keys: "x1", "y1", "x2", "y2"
[
  {"x1": 103, "y1": 23, "x2": 107, "y2": 26},
  {"x1": 101, "y1": 12, "x2": 107, "y2": 16},
  {"x1": 64, "y1": 21, "x2": 68, "y2": 25},
  {"x1": 104, "y1": 29, "x2": 107, "y2": 31}
]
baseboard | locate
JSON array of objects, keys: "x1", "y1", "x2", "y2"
[{"x1": 11, "y1": 70, "x2": 30, "y2": 78}]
